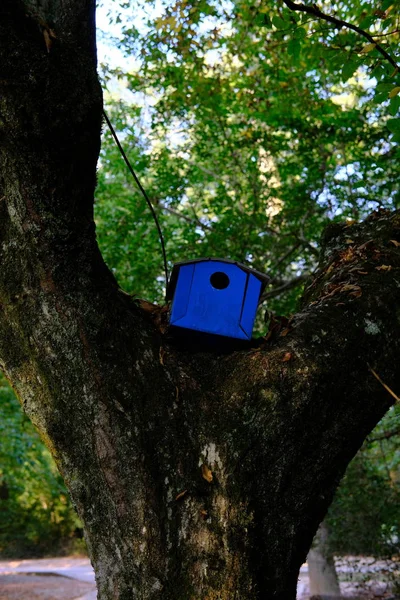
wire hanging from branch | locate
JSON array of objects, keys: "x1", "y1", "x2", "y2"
[{"x1": 103, "y1": 110, "x2": 169, "y2": 297}]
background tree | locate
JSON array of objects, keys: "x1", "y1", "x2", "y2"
[
  {"x1": 0, "y1": 374, "x2": 83, "y2": 557},
  {"x1": 0, "y1": 1, "x2": 399, "y2": 600},
  {"x1": 327, "y1": 406, "x2": 400, "y2": 558}
]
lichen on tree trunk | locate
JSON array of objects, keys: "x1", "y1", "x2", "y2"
[{"x1": 1, "y1": 1, "x2": 400, "y2": 599}]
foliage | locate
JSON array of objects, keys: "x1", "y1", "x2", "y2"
[
  {"x1": 0, "y1": 374, "x2": 84, "y2": 557},
  {"x1": 96, "y1": 0, "x2": 400, "y2": 315},
  {"x1": 327, "y1": 406, "x2": 400, "y2": 557}
]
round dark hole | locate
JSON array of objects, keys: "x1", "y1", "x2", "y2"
[{"x1": 210, "y1": 271, "x2": 230, "y2": 290}]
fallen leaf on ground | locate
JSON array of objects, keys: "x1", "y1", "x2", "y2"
[
  {"x1": 375, "y1": 265, "x2": 392, "y2": 271},
  {"x1": 282, "y1": 352, "x2": 292, "y2": 362},
  {"x1": 390, "y1": 240, "x2": 400, "y2": 247}
]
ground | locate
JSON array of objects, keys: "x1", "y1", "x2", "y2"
[
  {"x1": 0, "y1": 557, "x2": 398, "y2": 599},
  {"x1": 0, "y1": 558, "x2": 96, "y2": 600},
  {"x1": 0, "y1": 574, "x2": 94, "y2": 600}
]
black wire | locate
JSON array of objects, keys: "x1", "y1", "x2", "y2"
[{"x1": 103, "y1": 110, "x2": 169, "y2": 297}]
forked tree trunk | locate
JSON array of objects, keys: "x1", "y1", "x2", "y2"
[{"x1": 1, "y1": 2, "x2": 400, "y2": 599}]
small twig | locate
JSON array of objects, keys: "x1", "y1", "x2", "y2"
[
  {"x1": 298, "y1": 237, "x2": 319, "y2": 258},
  {"x1": 282, "y1": 0, "x2": 399, "y2": 72},
  {"x1": 372, "y1": 29, "x2": 400, "y2": 38},
  {"x1": 160, "y1": 203, "x2": 212, "y2": 231},
  {"x1": 368, "y1": 365, "x2": 400, "y2": 403},
  {"x1": 268, "y1": 242, "x2": 302, "y2": 281}
]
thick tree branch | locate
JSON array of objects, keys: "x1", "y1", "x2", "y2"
[{"x1": 282, "y1": 0, "x2": 399, "y2": 71}]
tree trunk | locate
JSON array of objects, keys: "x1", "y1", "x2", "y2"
[
  {"x1": 1, "y1": 2, "x2": 400, "y2": 599},
  {"x1": 308, "y1": 521, "x2": 341, "y2": 600}
]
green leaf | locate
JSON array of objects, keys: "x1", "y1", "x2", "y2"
[
  {"x1": 287, "y1": 38, "x2": 301, "y2": 60},
  {"x1": 283, "y1": 9, "x2": 299, "y2": 23},
  {"x1": 359, "y1": 15, "x2": 376, "y2": 30},
  {"x1": 371, "y1": 64, "x2": 389, "y2": 81},
  {"x1": 255, "y1": 13, "x2": 272, "y2": 28},
  {"x1": 389, "y1": 95, "x2": 400, "y2": 116},
  {"x1": 375, "y1": 82, "x2": 394, "y2": 103},
  {"x1": 382, "y1": 18, "x2": 393, "y2": 29},
  {"x1": 293, "y1": 27, "x2": 307, "y2": 40},
  {"x1": 387, "y1": 118, "x2": 400, "y2": 133},
  {"x1": 391, "y1": 132, "x2": 400, "y2": 143},
  {"x1": 272, "y1": 15, "x2": 287, "y2": 30},
  {"x1": 376, "y1": 83, "x2": 393, "y2": 93},
  {"x1": 342, "y1": 59, "x2": 359, "y2": 82}
]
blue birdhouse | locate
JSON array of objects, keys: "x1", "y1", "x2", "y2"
[{"x1": 167, "y1": 258, "x2": 269, "y2": 341}]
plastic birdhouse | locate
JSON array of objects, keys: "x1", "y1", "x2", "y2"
[{"x1": 167, "y1": 258, "x2": 269, "y2": 341}]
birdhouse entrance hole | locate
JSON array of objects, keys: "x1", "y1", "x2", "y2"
[{"x1": 210, "y1": 271, "x2": 230, "y2": 290}]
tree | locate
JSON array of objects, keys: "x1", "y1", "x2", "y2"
[{"x1": 1, "y1": 1, "x2": 400, "y2": 599}]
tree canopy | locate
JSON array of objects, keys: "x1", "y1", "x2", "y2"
[{"x1": 96, "y1": 0, "x2": 400, "y2": 312}]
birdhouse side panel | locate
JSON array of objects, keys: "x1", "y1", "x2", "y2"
[
  {"x1": 169, "y1": 264, "x2": 195, "y2": 324},
  {"x1": 239, "y1": 274, "x2": 262, "y2": 339}
]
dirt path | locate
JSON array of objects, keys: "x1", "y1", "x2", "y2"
[
  {"x1": 0, "y1": 574, "x2": 95, "y2": 600},
  {"x1": 0, "y1": 556, "x2": 397, "y2": 599}
]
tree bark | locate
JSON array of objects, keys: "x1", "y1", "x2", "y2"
[{"x1": 1, "y1": 2, "x2": 400, "y2": 599}]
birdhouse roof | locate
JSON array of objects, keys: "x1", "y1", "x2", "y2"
[{"x1": 166, "y1": 257, "x2": 269, "y2": 301}]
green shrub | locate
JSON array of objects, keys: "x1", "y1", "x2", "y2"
[{"x1": 0, "y1": 374, "x2": 85, "y2": 557}]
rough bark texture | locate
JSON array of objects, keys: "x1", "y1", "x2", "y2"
[{"x1": 1, "y1": 2, "x2": 400, "y2": 599}]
